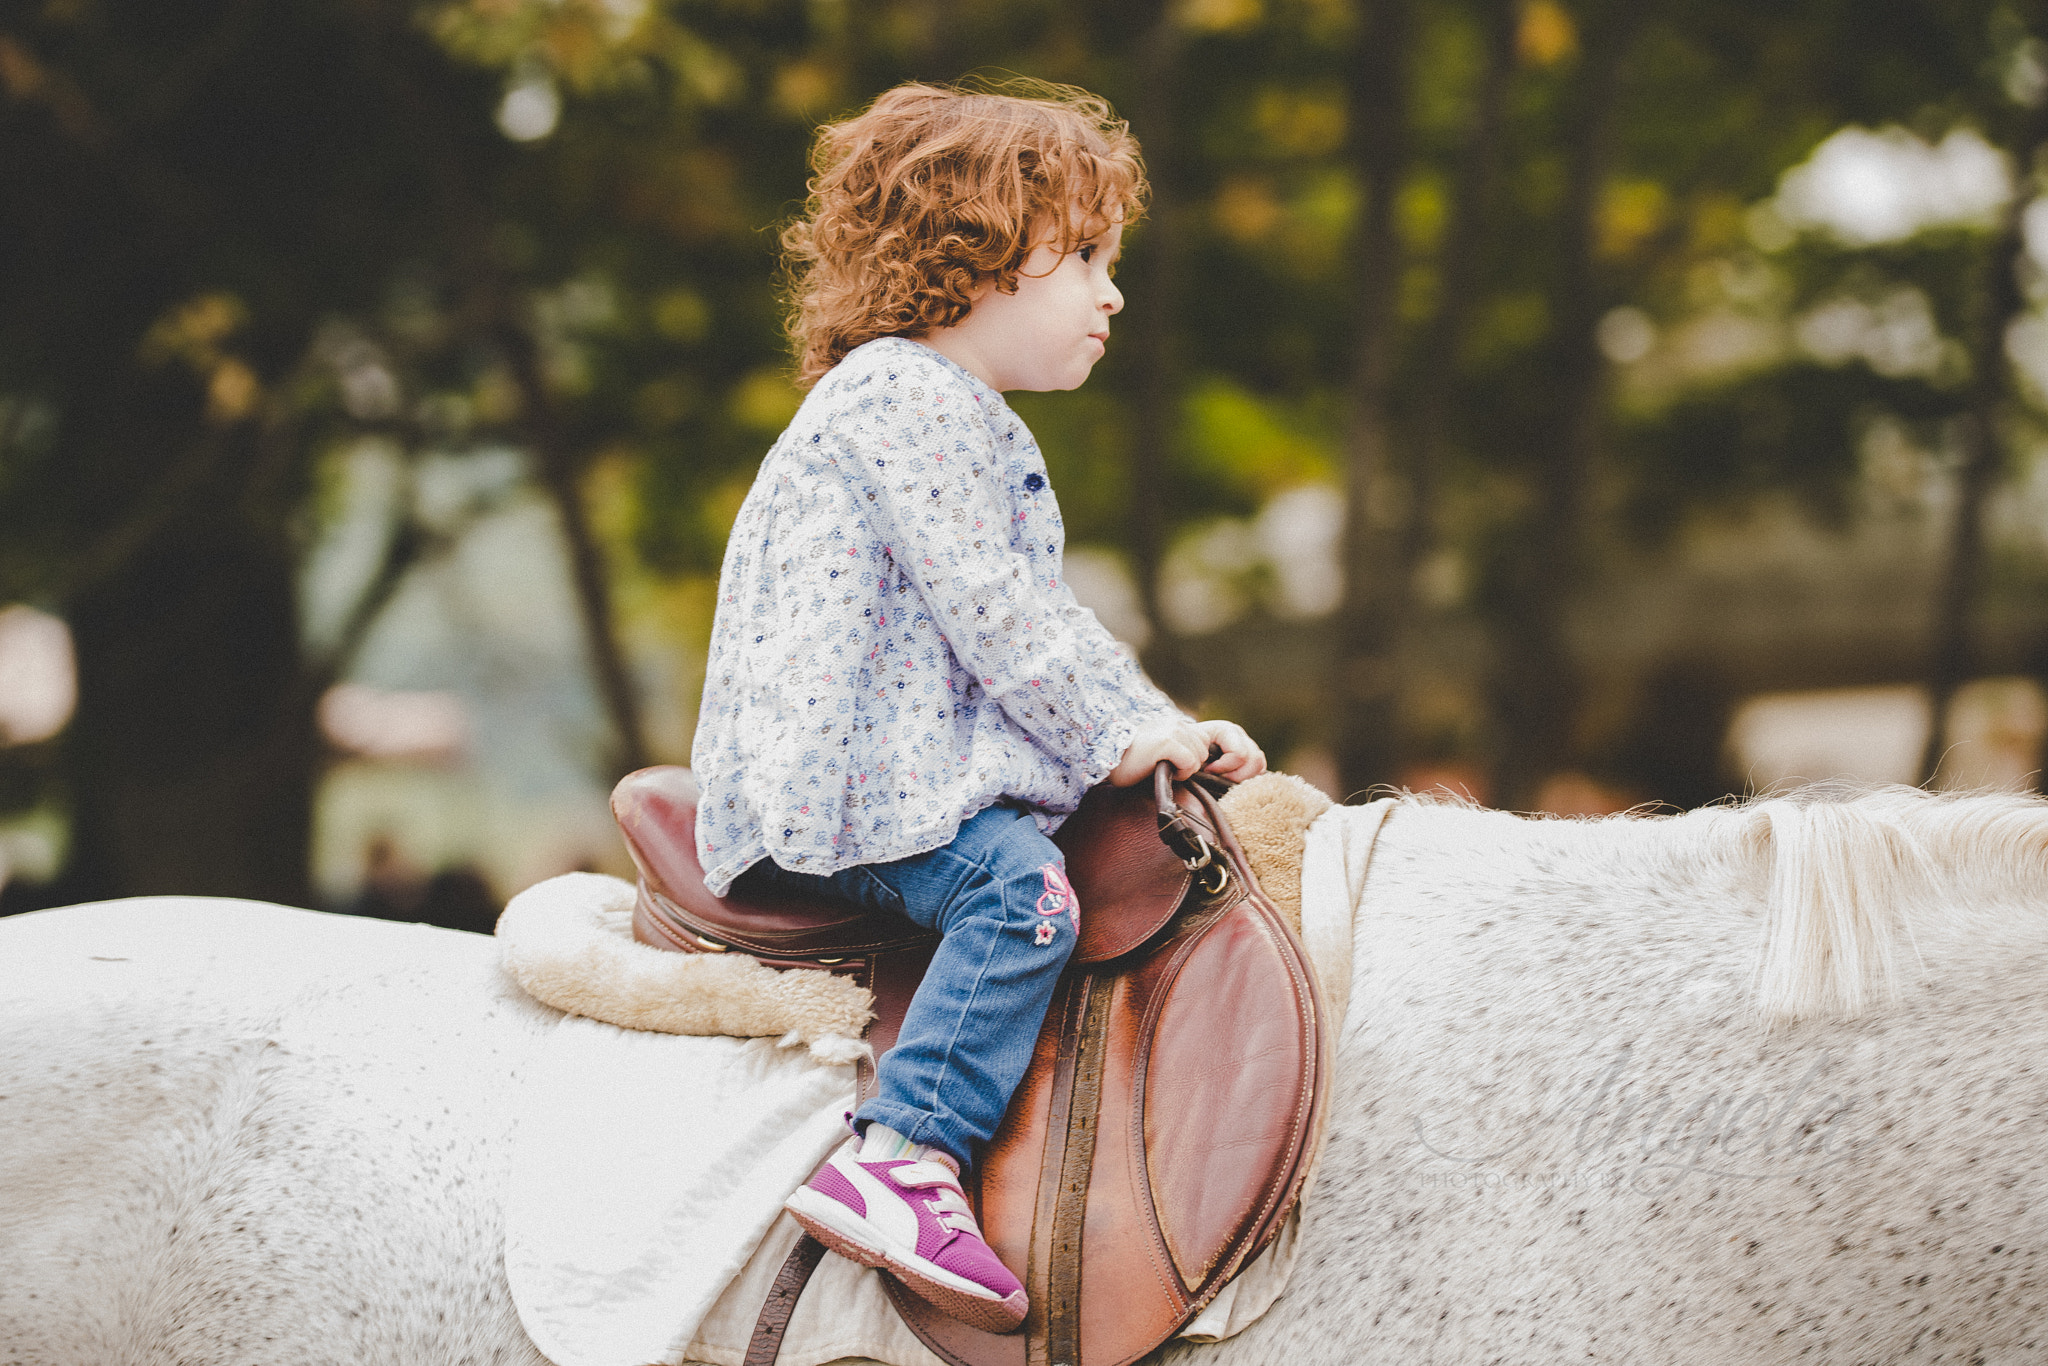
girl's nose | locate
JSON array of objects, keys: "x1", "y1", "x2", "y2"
[{"x1": 1103, "y1": 280, "x2": 1124, "y2": 315}]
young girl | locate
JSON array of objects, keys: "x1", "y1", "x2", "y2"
[{"x1": 691, "y1": 81, "x2": 1266, "y2": 1333}]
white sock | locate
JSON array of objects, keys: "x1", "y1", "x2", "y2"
[
  {"x1": 859, "y1": 1122, "x2": 961, "y2": 1175},
  {"x1": 858, "y1": 1122, "x2": 921, "y2": 1161}
]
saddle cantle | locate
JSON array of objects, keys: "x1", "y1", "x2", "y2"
[{"x1": 611, "y1": 766, "x2": 1329, "y2": 1366}]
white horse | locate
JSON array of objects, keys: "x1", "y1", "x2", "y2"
[{"x1": 6, "y1": 784, "x2": 2048, "y2": 1365}]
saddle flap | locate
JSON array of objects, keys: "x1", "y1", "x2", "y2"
[
  {"x1": 1057, "y1": 780, "x2": 1200, "y2": 965},
  {"x1": 611, "y1": 766, "x2": 934, "y2": 958},
  {"x1": 1142, "y1": 904, "x2": 1320, "y2": 1287}
]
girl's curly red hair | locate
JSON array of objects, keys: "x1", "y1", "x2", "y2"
[{"x1": 781, "y1": 80, "x2": 1147, "y2": 388}]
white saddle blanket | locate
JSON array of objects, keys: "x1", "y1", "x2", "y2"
[{"x1": 503, "y1": 801, "x2": 1388, "y2": 1366}]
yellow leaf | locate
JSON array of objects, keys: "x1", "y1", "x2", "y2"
[
  {"x1": 1397, "y1": 174, "x2": 1447, "y2": 251},
  {"x1": 206, "y1": 359, "x2": 260, "y2": 423},
  {"x1": 731, "y1": 367, "x2": 801, "y2": 432},
  {"x1": 1518, "y1": 0, "x2": 1577, "y2": 67},
  {"x1": 1598, "y1": 179, "x2": 1669, "y2": 259},
  {"x1": 1176, "y1": 0, "x2": 1263, "y2": 35},
  {"x1": 1214, "y1": 177, "x2": 1283, "y2": 244},
  {"x1": 652, "y1": 288, "x2": 710, "y2": 342},
  {"x1": 1255, "y1": 87, "x2": 1347, "y2": 159},
  {"x1": 140, "y1": 293, "x2": 246, "y2": 369},
  {"x1": 773, "y1": 59, "x2": 839, "y2": 118}
]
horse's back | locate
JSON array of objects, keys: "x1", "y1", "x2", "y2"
[{"x1": 0, "y1": 898, "x2": 556, "y2": 1366}]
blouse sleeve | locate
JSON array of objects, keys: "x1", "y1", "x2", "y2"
[{"x1": 829, "y1": 403, "x2": 1183, "y2": 785}]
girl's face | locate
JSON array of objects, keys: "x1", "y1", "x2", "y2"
[{"x1": 923, "y1": 218, "x2": 1124, "y2": 393}]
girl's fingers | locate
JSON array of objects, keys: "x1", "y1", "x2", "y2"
[
  {"x1": 1201, "y1": 723, "x2": 1247, "y2": 759},
  {"x1": 1196, "y1": 722, "x2": 1266, "y2": 782},
  {"x1": 1206, "y1": 752, "x2": 1258, "y2": 781}
]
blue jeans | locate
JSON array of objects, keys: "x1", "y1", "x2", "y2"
[{"x1": 733, "y1": 804, "x2": 1077, "y2": 1170}]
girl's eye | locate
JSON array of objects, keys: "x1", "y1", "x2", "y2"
[{"x1": 1078, "y1": 244, "x2": 1096, "y2": 263}]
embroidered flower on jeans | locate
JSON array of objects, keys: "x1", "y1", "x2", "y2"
[{"x1": 1034, "y1": 920, "x2": 1057, "y2": 946}]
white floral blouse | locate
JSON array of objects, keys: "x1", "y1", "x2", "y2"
[{"x1": 691, "y1": 337, "x2": 1183, "y2": 894}]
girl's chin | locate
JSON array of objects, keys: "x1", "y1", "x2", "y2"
[{"x1": 1015, "y1": 358, "x2": 1099, "y2": 391}]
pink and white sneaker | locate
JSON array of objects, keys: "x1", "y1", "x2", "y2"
[{"x1": 784, "y1": 1126, "x2": 1027, "y2": 1333}]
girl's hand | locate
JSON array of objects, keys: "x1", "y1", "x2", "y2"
[
  {"x1": 1109, "y1": 718, "x2": 1210, "y2": 786},
  {"x1": 1108, "y1": 717, "x2": 1267, "y2": 786},
  {"x1": 1194, "y1": 719, "x2": 1265, "y2": 783}
]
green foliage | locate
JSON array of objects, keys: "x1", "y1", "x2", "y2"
[
  {"x1": 1617, "y1": 363, "x2": 1961, "y2": 539},
  {"x1": 7, "y1": 0, "x2": 2048, "y2": 881}
]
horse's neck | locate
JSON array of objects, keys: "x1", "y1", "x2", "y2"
[{"x1": 1355, "y1": 791, "x2": 2048, "y2": 1025}]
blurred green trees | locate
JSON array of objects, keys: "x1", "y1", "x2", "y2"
[{"x1": 4, "y1": 0, "x2": 2048, "y2": 902}]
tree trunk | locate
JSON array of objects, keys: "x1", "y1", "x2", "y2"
[
  {"x1": 1331, "y1": 0, "x2": 1415, "y2": 798},
  {"x1": 1920, "y1": 100, "x2": 2048, "y2": 785},
  {"x1": 1488, "y1": 2, "x2": 1647, "y2": 809},
  {"x1": 498, "y1": 319, "x2": 653, "y2": 781},
  {"x1": 1407, "y1": 0, "x2": 1517, "y2": 580},
  {"x1": 61, "y1": 505, "x2": 315, "y2": 906},
  {"x1": 362, "y1": 16, "x2": 652, "y2": 783},
  {"x1": 1124, "y1": 3, "x2": 1200, "y2": 702}
]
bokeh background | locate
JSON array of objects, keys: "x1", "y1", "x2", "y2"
[{"x1": 5, "y1": 0, "x2": 2048, "y2": 928}]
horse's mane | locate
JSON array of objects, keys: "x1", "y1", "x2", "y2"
[
  {"x1": 1521, "y1": 784, "x2": 2048, "y2": 1025},
  {"x1": 1228, "y1": 775, "x2": 2048, "y2": 1027},
  {"x1": 1682, "y1": 784, "x2": 2048, "y2": 1024}
]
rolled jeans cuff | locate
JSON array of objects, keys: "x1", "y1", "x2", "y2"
[{"x1": 853, "y1": 1098, "x2": 970, "y2": 1171}]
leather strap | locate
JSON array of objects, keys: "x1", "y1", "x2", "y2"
[
  {"x1": 747, "y1": 941, "x2": 929, "y2": 1365},
  {"x1": 743, "y1": 1232, "x2": 828, "y2": 1366},
  {"x1": 1153, "y1": 762, "x2": 1217, "y2": 871},
  {"x1": 1033, "y1": 971, "x2": 1115, "y2": 1366},
  {"x1": 1024, "y1": 978, "x2": 1086, "y2": 1366}
]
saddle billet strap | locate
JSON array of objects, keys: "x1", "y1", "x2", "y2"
[
  {"x1": 744, "y1": 1233, "x2": 829, "y2": 1366},
  {"x1": 1021, "y1": 972, "x2": 1088, "y2": 1364},
  {"x1": 1021, "y1": 976, "x2": 1085, "y2": 1362},
  {"x1": 1037, "y1": 972, "x2": 1116, "y2": 1366}
]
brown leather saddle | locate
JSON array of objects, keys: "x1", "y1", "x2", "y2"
[{"x1": 611, "y1": 765, "x2": 1329, "y2": 1366}]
